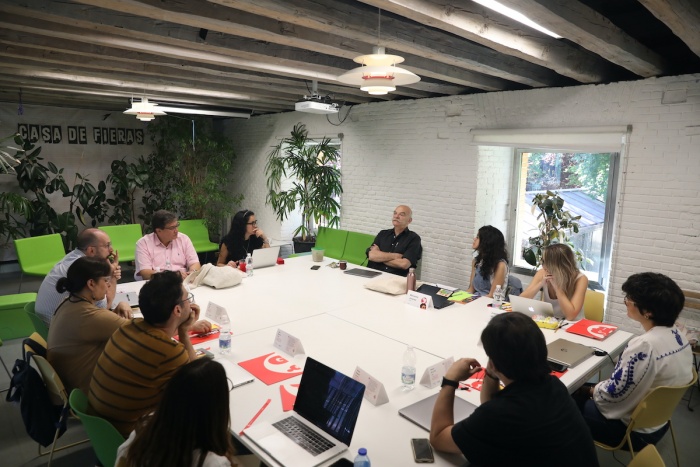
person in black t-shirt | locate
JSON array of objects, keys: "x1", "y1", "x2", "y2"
[
  {"x1": 217, "y1": 210, "x2": 270, "y2": 268},
  {"x1": 430, "y1": 312, "x2": 599, "y2": 467},
  {"x1": 366, "y1": 205, "x2": 422, "y2": 277}
]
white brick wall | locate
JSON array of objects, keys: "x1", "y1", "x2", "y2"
[{"x1": 225, "y1": 74, "x2": 700, "y2": 336}]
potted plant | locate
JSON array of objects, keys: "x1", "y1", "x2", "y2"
[
  {"x1": 522, "y1": 190, "x2": 585, "y2": 268},
  {"x1": 265, "y1": 123, "x2": 342, "y2": 252}
]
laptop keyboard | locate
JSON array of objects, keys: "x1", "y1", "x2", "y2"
[{"x1": 273, "y1": 416, "x2": 335, "y2": 456}]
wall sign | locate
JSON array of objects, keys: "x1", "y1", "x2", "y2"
[{"x1": 17, "y1": 123, "x2": 144, "y2": 145}]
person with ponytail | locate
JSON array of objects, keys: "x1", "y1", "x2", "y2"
[{"x1": 47, "y1": 256, "x2": 131, "y2": 394}]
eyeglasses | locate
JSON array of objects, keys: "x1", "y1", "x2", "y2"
[
  {"x1": 180, "y1": 292, "x2": 195, "y2": 305},
  {"x1": 163, "y1": 222, "x2": 181, "y2": 231},
  {"x1": 92, "y1": 242, "x2": 112, "y2": 248},
  {"x1": 246, "y1": 220, "x2": 258, "y2": 226}
]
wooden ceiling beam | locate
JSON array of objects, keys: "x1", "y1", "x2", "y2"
[{"x1": 638, "y1": 0, "x2": 700, "y2": 58}]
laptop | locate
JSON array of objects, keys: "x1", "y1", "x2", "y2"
[
  {"x1": 416, "y1": 284, "x2": 454, "y2": 309},
  {"x1": 252, "y1": 245, "x2": 281, "y2": 269},
  {"x1": 343, "y1": 268, "x2": 382, "y2": 278},
  {"x1": 546, "y1": 338, "x2": 594, "y2": 369},
  {"x1": 245, "y1": 357, "x2": 366, "y2": 467},
  {"x1": 217, "y1": 358, "x2": 255, "y2": 389},
  {"x1": 509, "y1": 295, "x2": 554, "y2": 317},
  {"x1": 399, "y1": 393, "x2": 477, "y2": 431}
]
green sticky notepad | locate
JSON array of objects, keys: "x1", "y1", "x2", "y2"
[{"x1": 448, "y1": 290, "x2": 474, "y2": 302}]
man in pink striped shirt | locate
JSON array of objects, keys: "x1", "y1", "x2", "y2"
[{"x1": 135, "y1": 210, "x2": 201, "y2": 281}]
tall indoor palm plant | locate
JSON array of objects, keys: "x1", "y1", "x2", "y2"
[{"x1": 265, "y1": 123, "x2": 342, "y2": 242}]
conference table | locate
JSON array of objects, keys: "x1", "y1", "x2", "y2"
[{"x1": 117, "y1": 256, "x2": 632, "y2": 467}]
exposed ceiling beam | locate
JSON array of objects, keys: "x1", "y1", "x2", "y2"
[{"x1": 638, "y1": 0, "x2": 700, "y2": 58}]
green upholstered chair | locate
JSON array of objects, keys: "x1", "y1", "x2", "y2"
[
  {"x1": 69, "y1": 389, "x2": 125, "y2": 467},
  {"x1": 24, "y1": 301, "x2": 49, "y2": 341},
  {"x1": 14, "y1": 234, "x2": 66, "y2": 292},
  {"x1": 0, "y1": 293, "x2": 39, "y2": 341},
  {"x1": 314, "y1": 227, "x2": 348, "y2": 260},
  {"x1": 99, "y1": 224, "x2": 143, "y2": 263},
  {"x1": 342, "y1": 232, "x2": 375, "y2": 266},
  {"x1": 177, "y1": 219, "x2": 219, "y2": 253}
]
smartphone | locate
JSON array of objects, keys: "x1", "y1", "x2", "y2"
[
  {"x1": 310, "y1": 265, "x2": 321, "y2": 270},
  {"x1": 411, "y1": 438, "x2": 434, "y2": 463},
  {"x1": 195, "y1": 348, "x2": 214, "y2": 359},
  {"x1": 548, "y1": 360, "x2": 568, "y2": 372},
  {"x1": 328, "y1": 459, "x2": 353, "y2": 467}
]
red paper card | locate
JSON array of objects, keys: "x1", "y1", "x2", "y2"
[
  {"x1": 279, "y1": 383, "x2": 300, "y2": 411},
  {"x1": 173, "y1": 324, "x2": 221, "y2": 345},
  {"x1": 566, "y1": 319, "x2": 618, "y2": 340},
  {"x1": 238, "y1": 352, "x2": 303, "y2": 385}
]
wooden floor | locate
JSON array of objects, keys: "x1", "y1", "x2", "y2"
[{"x1": 1, "y1": 269, "x2": 700, "y2": 467}]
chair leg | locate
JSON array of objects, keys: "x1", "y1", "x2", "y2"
[
  {"x1": 669, "y1": 421, "x2": 680, "y2": 467},
  {"x1": 0, "y1": 355, "x2": 11, "y2": 393}
]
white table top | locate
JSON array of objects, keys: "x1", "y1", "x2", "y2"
[{"x1": 120, "y1": 257, "x2": 632, "y2": 466}]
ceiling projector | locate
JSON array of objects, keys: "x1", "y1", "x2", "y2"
[{"x1": 295, "y1": 100, "x2": 339, "y2": 114}]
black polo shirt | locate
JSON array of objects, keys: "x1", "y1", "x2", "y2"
[{"x1": 366, "y1": 227, "x2": 422, "y2": 277}]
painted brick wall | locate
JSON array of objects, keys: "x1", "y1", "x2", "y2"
[{"x1": 225, "y1": 74, "x2": 700, "y2": 336}]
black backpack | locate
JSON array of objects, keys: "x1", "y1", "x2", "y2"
[{"x1": 5, "y1": 338, "x2": 67, "y2": 447}]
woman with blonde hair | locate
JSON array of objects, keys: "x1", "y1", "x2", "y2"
[{"x1": 520, "y1": 243, "x2": 588, "y2": 320}]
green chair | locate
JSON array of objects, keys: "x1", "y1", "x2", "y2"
[
  {"x1": 177, "y1": 219, "x2": 219, "y2": 253},
  {"x1": 24, "y1": 302, "x2": 49, "y2": 341},
  {"x1": 314, "y1": 227, "x2": 349, "y2": 260},
  {"x1": 99, "y1": 224, "x2": 142, "y2": 263},
  {"x1": 14, "y1": 234, "x2": 66, "y2": 293},
  {"x1": 0, "y1": 293, "x2": 39, "y2": 341},
  {"x1": 341, "y1": 231, "x2": 375, "y2": 266},
  {"x1": 69, "y1": 388, "x2": 125, "y2": 467}
]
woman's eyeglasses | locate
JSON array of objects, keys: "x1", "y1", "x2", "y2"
[{"x1": 246, "y1": 220, "x2": 258, "y2": 226}]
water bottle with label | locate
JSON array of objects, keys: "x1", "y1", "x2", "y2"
[
  {"x1": 353, "y1": 447, "x2": 370, "y2": 467},
  {"x1": 245, "y1": 253, "x2": 253, "y2": 277},
  {"x1": 402, "y1": 345, "x2": 417, "y2": 390},
  {"x1": 219, "y1": 315, "x2": 231, "y2": 355},
  {"x1": 492, "y1": 285, "x2": 503, "y2": 310}
]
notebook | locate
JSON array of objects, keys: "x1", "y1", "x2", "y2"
[
  {"x1": 416, "y1": 284, "x2": 454, "y2": 309},
  {"x1": 343, "y1": 268, "x2": 382, "y2": 278},
  {"x1": 111, "y1": 291, "x2": 139, "y2": 309},
  {"x1": 509, "y1": 295, "x2": 554, "y2": 317},
  {"x1": 546, "y1": 338, "x2": 594, "y2": 369},
  {"x1": 252, "y1": 245, "x2": 281, "y2": 269},
  {"x1": 399, "y1": 393, "x2": 477, "y2": 431},
  {"x1": 566, "y1": 319, "x2": 618, "y2": 340},
  {"x1": 245, "y1": 357, "x2": 366, "y2": 467}
]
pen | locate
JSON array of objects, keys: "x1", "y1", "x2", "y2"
[
  {"x1": 554, "y1": 322, "x2": 570, "y2": 333},
  {"x1": 239, "y1": 398, "x2": 271, "y2": 436}
]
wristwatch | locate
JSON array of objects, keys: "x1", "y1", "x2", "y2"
[
  {"x1": 441, "y1": 377, "x2": 459, "y2": 388},
  {"x1": 484, "y1": 370, "x2": 499, "y2": 382}
]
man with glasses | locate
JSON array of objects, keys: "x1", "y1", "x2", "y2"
[
  {"x1": 135, "y1": 209, "x2": 200, "y2": 280},
  {"x1": 36, "y1": 228, "x2": 130, "y2": 327},
  {"x1": 366, "y1": 205, "x2": 422, "y2": 277},
  {"x1": 88, "y1": 271, "x2": 207, "y2": 437}
]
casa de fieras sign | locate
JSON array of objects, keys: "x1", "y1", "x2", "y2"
[{"x1": 17, "y1": 124, "x2": 145, "y2": 145}]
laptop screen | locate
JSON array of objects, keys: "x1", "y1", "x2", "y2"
[{"x1": 294, "y1": 357, "x2": 365, "y2": 446}]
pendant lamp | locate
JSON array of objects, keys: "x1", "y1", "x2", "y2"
[{"x1": 124, "y1": 97, "x2": 166, "y2": 121}]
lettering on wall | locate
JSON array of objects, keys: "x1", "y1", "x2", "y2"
[{"x1": 17, "y1": 124, "x2": 144, "y2": 145}]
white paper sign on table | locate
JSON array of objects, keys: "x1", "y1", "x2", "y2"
[
  {"x1": 205, "y1": 302, "x2": 229, "y2": 323},
  {"x1": 406, "y1": 291, "x2": 433, "y2": 309},
  {"x1": 273, "y1": 329, "x2": 305, "y2": 356},
  {"x1": 352, "y1": 366, "x2": 389, "y2": 406},
  {"x1": 420, "y1": 357, "x2": 455, "y2": 389}
]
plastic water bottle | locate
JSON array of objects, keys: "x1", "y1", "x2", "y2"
[
  {"x1": 492, "y1": 285, "x2": 503, "y2": 310},
  {"x1": 353, "y1": 447, "x2": 370, "y2": 467},
  {"x1": 402, "y1": 345, "x2": 417, "y2": 390},
  {"x1": 245, "y1": 253, "x2": 253, "y2": 277},
  {"x1": 219, "y1": 315, "x2": 231, "y2": 355},
  {"x1": 406, "y1": 267, "x2": 416, "y2": 293}
]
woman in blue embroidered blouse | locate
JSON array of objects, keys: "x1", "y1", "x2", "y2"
[
  {"x1": 576, "y1": 272, "x2": 693, "y2": 450},
  {"x1": 467, "y1": 226, "x2": 509, "y2": 298}
]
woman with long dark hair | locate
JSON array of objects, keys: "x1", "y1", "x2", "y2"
[
  {"x1": 47, "y1": 256, "x2": 130, "y2": 394},
  {"x1": 217, "y1": 209, "x2": 270, "y2": 267},
  {"x1": 467, "y1": 226, "x2": 509, "y2": 298},
  {"x1": 117, "y1": 358, "x2": 238, "y2": 467}
]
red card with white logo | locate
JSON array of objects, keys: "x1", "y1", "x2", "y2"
[
  {"x1": 566, "y1": 319, "x2": 618, "y2": 340},
  {"x1": 279, "y1": 383, "x2": 299, "y2": 411},
  {"x1": 238, "y1": 352, "x2": 303, "y2": 385}
]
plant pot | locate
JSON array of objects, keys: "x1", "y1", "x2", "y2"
[{"x1": 293, "y1": 236, "x2": 316, "y2": 253}]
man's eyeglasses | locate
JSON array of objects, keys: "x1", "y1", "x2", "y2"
[
  {"x1": 92, "y1": 242, "x2": 112, "y2": 248},
  {"x1": 246, "y1": 220, "x2": 258, "y2": 226},
  {"x1": 163, "y1": 222, "x2": 181, "y2": 231},
  {"x1": 180, "y1": 292, "x2": 195, "y2": 305}
]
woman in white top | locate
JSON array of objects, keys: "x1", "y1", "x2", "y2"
[
  {"x1": 520, "y1": 243, "x2": 588, "y2": 320},
  {"x1": 116, "y1": 358, "x2": 239, "y2": 467}
]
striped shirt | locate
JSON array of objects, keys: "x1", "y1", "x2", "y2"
[{"x1": 88, "y1": 319, "x2": 189, "y2": 437}]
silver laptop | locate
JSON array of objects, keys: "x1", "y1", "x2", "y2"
[
  {"x1": 509, "y1": 295, "x2": 554, "y2": 317},
  {"x1": 245, "y1": 357, "x2": 365, "y2": 467},
  {"x1": 399, "y1": 393, "x2": 477, "y2": 431},
  {"x1": 343, "y1": 268, "x2": 382, "y2": 278},
  {"x1": 252, "y1": 245, "x2": 281, "y2": 269},
  {"x1": 217, "y1": 358, "x2": 255, "y2": 389},
  {"x1": 547, "y1": 338, "x2": 594, "y2": 369}
]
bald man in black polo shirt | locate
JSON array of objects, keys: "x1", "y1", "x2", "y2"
[{"x1": 366, "y1": 205, "x2": 422, "y2": 277}]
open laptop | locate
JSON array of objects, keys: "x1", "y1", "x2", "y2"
[
  {"x1": 245, "y1": 357, "x2": 366, "y2": 467},
  {"x1": 546, "y1": 338, "x2": 594, "y2": 369},
  {"x1": 509, "y1": 295, "x2": 554, "y2": 317},
  {"x1": 252, "y1": 245, "x2": 281, "y2": 269},
  {"x1": 399, "y1": 393, "x2": 477, "y2": 431}
]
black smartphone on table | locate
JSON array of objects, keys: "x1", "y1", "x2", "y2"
[
  {"x1": 411, "y1": 438, "x2": 435, "y2": 463},
  {"x1": 310, "y1": 265, "x2": 321, "y2": 270}
]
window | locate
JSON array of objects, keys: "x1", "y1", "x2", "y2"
[{"x1": 510, "y1": 150, "x2": 620, "y2": 288}]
